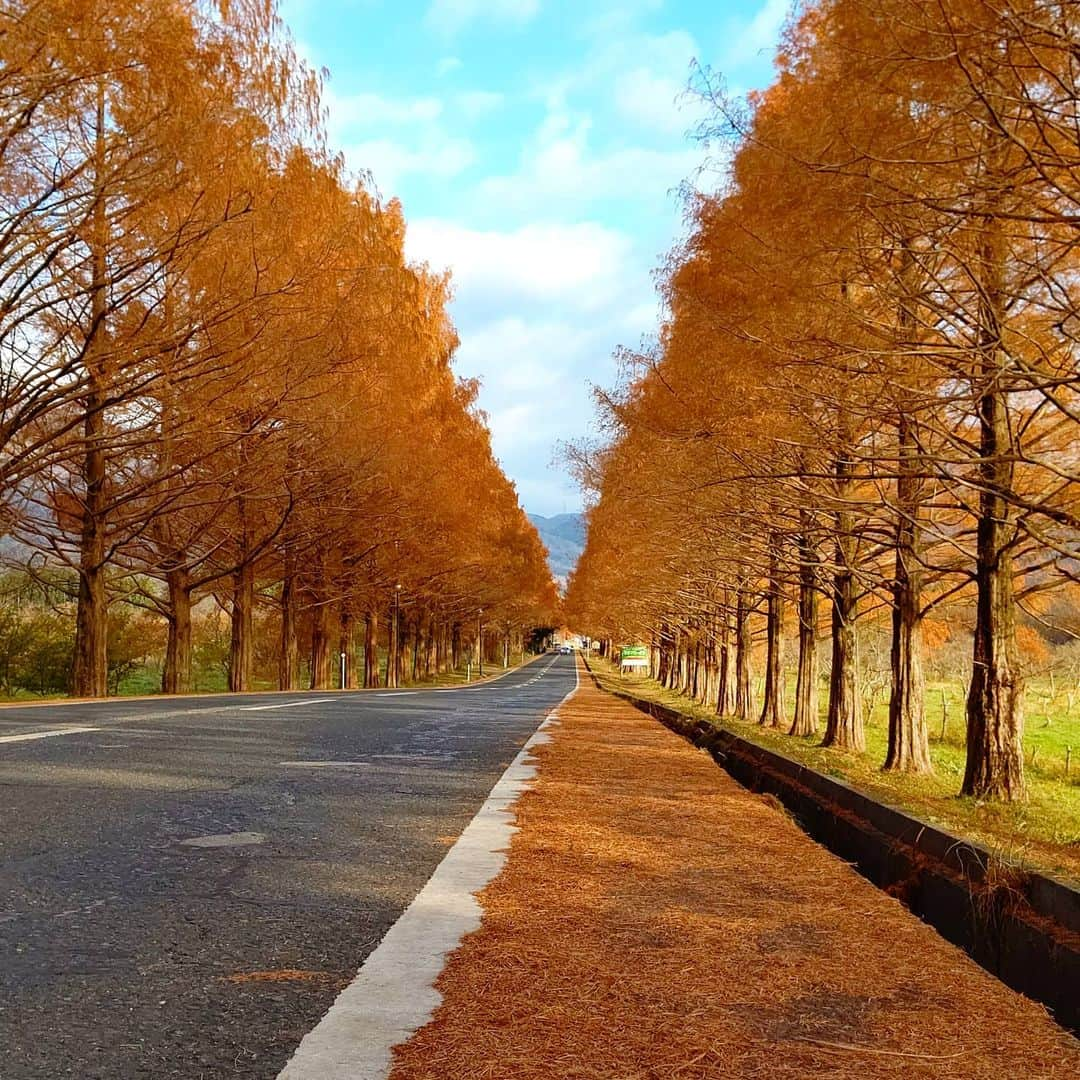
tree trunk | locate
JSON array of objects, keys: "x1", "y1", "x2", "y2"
[
  {"x1": 340, "y1": 611, "x2": 357, "y2": 688},
  {"x1": 962, "y1": 213, "x2": 1023, "y2": 799},
  {"x1": 73, "y1": 84, "x2": 110, "y2": 700},
  {"x1": 658, "y1": 625, "x2": 672, "y2": 686},
  {"x1": 386, "y1": 599, "x2": 399, "y2": 688},
  {"x1": 279, "y1": 570, "x2": 299, "y2": 690},
  {"x1": 963, "y1": 517, "x2": 1023, "y2": 797},
  {"x1": 791, "y1": 515, "x2": 819, "y2": 736},
  {"x1": 162, "y1": 568, "x2": 192, "y2": 694},
  {"x1": 823, "y1": 443, "x2": 864, "y2": 751},
  {"x1": 885, "y1": 412, "x2": 931, "y2": 772},
  {"x1": 364, "y1": 610, "x2": 379, "y2": 688},
  {"x1": 759, "y1": 530, "x2": 786, "y2": 728},
  {"x1": 717, "y1": 593, "x2": 736, "y2": 716},
  {"x1": 823, "y1": 559, "x2": 862, "y2": 749},
  {"x1": 437, "y1": 622, "x2": 448, "y2": 673},
  {"x1": 700, "y1": 624, "x2": 717, "y2": 707},
  {"x1": 228, "y1": 561, "x2": 254, "y2": 692},
  {"x1": 717, "y1": 635, "x2": 733, "y2": 715},
  {"x1": 310, "y1": 601, "x2": 330, "y2": 690},
  {"x1": 735, "y1": 586, "x2": 754, "y2": 721},
  {"x1": 698, "y1": 635, "x2": 709, "y2": 705}
]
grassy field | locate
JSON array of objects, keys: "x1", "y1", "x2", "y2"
[
  {"x1": 0, "y1": 652, "x2": 531, "y2": 703},
  {"x1": 590, "y1": 658, "x2": 1080, "y2": 885}
]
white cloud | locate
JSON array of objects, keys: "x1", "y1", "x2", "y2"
[
  {"x1": 322, "y1": 86, "x2": 476, "y2": 192},
  {"x1": 463, "y1": 318, "x2": 588, "y2": 395},
  {"x1": 403, "y1": 219, "x2": 657, "y2": 513},
  {"x1": 405, "y1": 219, "x2": 635, "y2": 313},
  {"x1": 436, "y1": 56, "x2": 463, "y2": 76},
  {"x1": 724, "y1": 0, "x2": 791, "y2": 65},
  {"x1": 325, "y1": 88, "x2": 443, "y2": 133},
  {"x1": 458, "y1": 26, "x2": 702, "y2": 218},
  {"x1": 474, "y1": 134, "x2": 701, "y2": 218},
  {"x1": 614, "y1": 67, "x2": 687, "y2": 136},
  {"x1": 425, "y1": 0, "x2": 540, "y2": 36},
  {"x1": 576, "y1": 0, "x2": 664, "y2": 40},
  {"x1": 342, "y1": 136, "x2": 475, "y2": 191},
  {"x1": 457, "y1": 317, "x2": 619, "y2": 508},
  {"x1": 537, "y1": 26, "x2": 701, "y2": 137},
  {"x1": 487, "y1": 402, "x2": 541, "y2": 446},
  {"x1": 456, "y1": 90, "x2": 504, "y2": 120}
]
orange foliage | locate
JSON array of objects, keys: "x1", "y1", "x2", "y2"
[{"x1": 0, "y1": 0, "x2": 556, "y2": 694}]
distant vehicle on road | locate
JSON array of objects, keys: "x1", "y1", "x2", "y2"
[{"x1": 558, "y1": 645, "x2": 573, "y2": 655}]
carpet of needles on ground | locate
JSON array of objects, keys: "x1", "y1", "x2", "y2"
[{"x1": 390, "y1": 667, "x2": 1079, "y2": 1079}]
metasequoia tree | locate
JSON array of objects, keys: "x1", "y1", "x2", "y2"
[
  {"x1": 566, "y1": 0, "x2": 1078, "y2": 802},
  {"x1": 1, "y1": 0, "x2": 319, "y2": 694},
  {"x1": 806, "y1": 0, "x2": 1080, "y2": 796},
  {"x1": 0, "y1": 0, "x2": 556, "y2": 696}
]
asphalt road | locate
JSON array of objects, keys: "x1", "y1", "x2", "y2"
[{"x1": 0, "y1": 653, "x2": 577, "y2": 1079}]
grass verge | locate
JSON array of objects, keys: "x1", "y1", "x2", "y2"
[{"x1": 588, "y1": 657, "x2": 1080, "y2": 887}]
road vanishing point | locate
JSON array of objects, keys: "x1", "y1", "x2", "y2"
[{"x1": 0, "y1": 654, "x2": 577, "y2": 1079}]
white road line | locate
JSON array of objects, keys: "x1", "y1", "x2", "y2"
[
  {"x1": 430, "y1": 657, "x2": 553, "y2": 694},
  {"x1": 0, "y1": 726, "x2": 99, "y2": 745},
  {"x1": 380, "y1": 692, "x2": 418, "y2": 697},
  {"x1": 279, "y1": 761, "x2": 373, "y2": 769},
  {"x1": 238, "y1": 698, "x2": 336, "y2": 712},
  {"x1": 277, "y1": 660, "x2": 581, "y2": 1080}
]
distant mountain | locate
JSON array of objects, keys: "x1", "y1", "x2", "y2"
[{"x1": 528, "y1": 512, "x2": 585, "y2": 588}]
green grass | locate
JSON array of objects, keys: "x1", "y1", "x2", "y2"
[
  {"x1": 116, "y1": 665, "x2": 165, "y2": 696},
  {"x1": 110, "y1": 652, "x2": 531, "y2": 695},
  {"x1": 0, "y1": 653, "x2": 533, "y2": 703},
  {"x1": 591, "y1": 659, "x2": 1080, "y2": 886}
]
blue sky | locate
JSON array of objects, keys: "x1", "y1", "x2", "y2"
[{"x1": 279, "y1": 0, "x2": 790, "y2": 515}]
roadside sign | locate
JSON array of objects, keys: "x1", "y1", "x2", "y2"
[{"x1": 619, "y1": 645, "x2": 649, "y2": 671}]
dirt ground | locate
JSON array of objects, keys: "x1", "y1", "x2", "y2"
[{"x1": 390, "y1": 663, "x2": 1080, "y2": 1079}]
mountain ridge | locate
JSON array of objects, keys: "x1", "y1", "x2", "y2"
[{"x1": 528, "y1": 511, "x2": 585, "y2": 587}]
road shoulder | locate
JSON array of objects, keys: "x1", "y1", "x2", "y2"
[
  {"x1": 277, "y1": 662, "x2": 578, "y2": 1079},
  {"x1": 389, "y1": 664, "x2": 1079, "y2": 1078}
]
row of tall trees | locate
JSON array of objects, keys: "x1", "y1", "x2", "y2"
[
  {"x1": 566, "y1": 0, "x2": 1078, "y2": 801},
  {"x1": 0, "y1": 0, "x2": 555, "y2": 695}
]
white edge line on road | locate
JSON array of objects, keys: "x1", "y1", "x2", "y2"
[
  {"x1": 430, "y1": 655, "x2": 557, "y2": 693},
  {"x1": 239, "y1": 698, "x2": 337, "y2": 712},
  {"x1": 0, "y1": 726, "x2": 99, "y2": 744},
  {"x1": 277, "y1": 658, "x2": 581, "y2": 1080}
]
